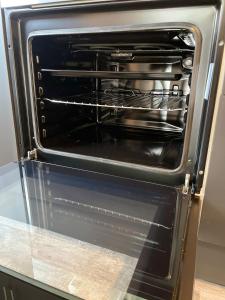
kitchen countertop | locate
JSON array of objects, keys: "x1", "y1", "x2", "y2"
[
  {"x1": 0, "y1": 215, "x2": 137, "y2": 300},
  {"x1": 0, "y1": 160, "x2": 181, "y2": 300}
]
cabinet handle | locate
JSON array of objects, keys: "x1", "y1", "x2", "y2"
[
  {"x1": 10, "y1": 290, "x2": 15, "y2": 300},
  {"x1": 2, "y1": 286, "x2": 7, "y2": 300}
]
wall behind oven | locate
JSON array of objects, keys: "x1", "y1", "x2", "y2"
[{"x1": 0, "y1": 8, "x2": 17, "y2": 166}]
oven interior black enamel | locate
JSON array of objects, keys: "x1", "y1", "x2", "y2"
[{"x1": 31, "y1": 29, "x2": 195, "y2": 169}]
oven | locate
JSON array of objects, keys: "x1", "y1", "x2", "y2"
[
  {"x1": 0, "y1": 0, "x2": 223, "y2": 299},
  {"x1": 30, "y1": 27, "x2": 195, "y2": 171}
]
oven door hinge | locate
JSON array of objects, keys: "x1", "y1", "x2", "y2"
[
  {"x1": 27, "y1": 148, "x2": 37, "y2": 160},
  {"x1": 182, "y1": 173, "x2": 191, "y2": 194}
]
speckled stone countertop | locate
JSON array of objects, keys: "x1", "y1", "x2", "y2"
[{"x1": 0, "y1": 215, "x2": 138, "y2": 300}]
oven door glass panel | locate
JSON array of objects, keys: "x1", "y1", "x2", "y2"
[{"x1": 0, "y1": 160, "x2": 190, "y2": 300}]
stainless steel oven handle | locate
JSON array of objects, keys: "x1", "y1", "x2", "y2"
[{"x1": 2, "y1": 286, "x2": 7, "y2": 300}]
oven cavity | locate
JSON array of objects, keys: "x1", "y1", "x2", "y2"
[{"x1": 31, "y1": 29, "x2": 195, "y2": 169}]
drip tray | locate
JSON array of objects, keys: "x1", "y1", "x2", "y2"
[{"x1": 104, "y1": 118, "x2": 184, "y2": 133}]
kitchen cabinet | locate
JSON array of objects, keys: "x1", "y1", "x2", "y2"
[
  {"x1": 0, "y1": 272, "x2": 65, "y2": 300},
  {"x1": 0, "y1": 272, "x2": 9, "y2": 300}
]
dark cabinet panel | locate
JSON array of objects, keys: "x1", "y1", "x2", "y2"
[
  {"x1": 0, "y1": 272, "x2": 65, "y2": 300},
  {"x1": 0, "y1": 272, "x2": 9, "y2": 300}
]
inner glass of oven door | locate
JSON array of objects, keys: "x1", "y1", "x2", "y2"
[
  {"x1": 0, "y1": 160, "x2": 187, "y2": 300},
  {"x1": 31, "y1": 29, "x2": 195, "y2": 169}
]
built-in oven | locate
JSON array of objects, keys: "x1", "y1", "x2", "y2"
[
  {"x1": 30, "y1": 28, "x2": 195, "y2": 172},
  {"x1": 0, "y1": 0, "x2": 223, "y2": 299}
]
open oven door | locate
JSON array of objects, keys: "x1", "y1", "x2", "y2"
[{"x1": 0, "y1": 159, "x2": 191, "y2": 300}]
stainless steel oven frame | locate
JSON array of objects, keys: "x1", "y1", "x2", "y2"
[
  {"x1": 2, "y1": 2, "x2": 218, "y2": 189},
  {"x1": 1, "y1": 0, "x2": 224, "y2": 191}
]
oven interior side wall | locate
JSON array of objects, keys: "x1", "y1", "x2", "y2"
[{"x1": 31, "y1": 30, "x2": 195, "y2": 169}]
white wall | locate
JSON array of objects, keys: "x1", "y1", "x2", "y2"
[{"x1": 0, "y1": 9, "x2": 18, "y2": 165}]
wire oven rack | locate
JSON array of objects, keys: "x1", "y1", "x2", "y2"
[{"x1": 41, "y1": 89, "x2": 188, "y2": 112}]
